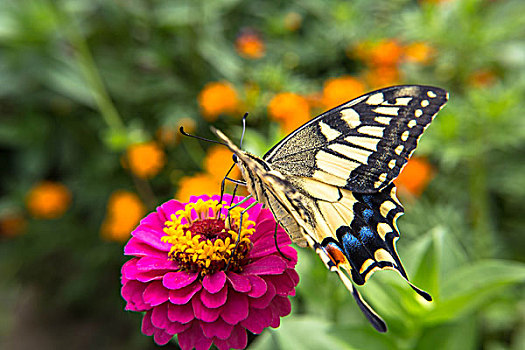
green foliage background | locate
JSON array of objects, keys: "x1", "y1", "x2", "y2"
[{"x1": 1, "y1": 0, "x2": 525, "y2": 349}]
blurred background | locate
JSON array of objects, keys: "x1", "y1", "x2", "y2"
[{"x1": 1, "y1": 0, "x2": 525, "y2": 349}]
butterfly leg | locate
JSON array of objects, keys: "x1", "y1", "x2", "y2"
[
  {"x1": 225, "y1": 200, "x2": 257, "y2": 271},
  {"x1": 273, "y1": 221, "x2": 291, "y2": 261}
]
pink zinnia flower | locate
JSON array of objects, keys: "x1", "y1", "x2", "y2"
[{"x1": 121, "y1": 194, "x2": 298, "y2": 350}]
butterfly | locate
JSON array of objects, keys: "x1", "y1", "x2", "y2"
[{"x1": 211, "y1": 85, "x2": 448, "y2": 332}]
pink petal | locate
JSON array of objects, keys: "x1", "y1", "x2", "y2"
[
  {"x1": 221, "y1": 291, "x2": 249, "y2": 324},
  {"x1": 201, "y1": 285, "x2": 228, "y2": 308},
  {"x1": 124, "y1": 238, "x2": 168, "y2": 259},
  {"x1": 243, "y1": 255, "x2": 286, "y2": 275},
  {"x1": 169, "y1": 282, "x2": 202, "y2": 304},
  {"x1": 246, "y1": 275, "x2": 267, "y2": 298},
  {"x1": 271, "y1": 295, "x2": 292, "y2": 317},
  {"x1": 121, "y1": 258, "x2": 138, "y2": 280},
  {"x1": 157, "y1": 200, "x2": 185, "y2": 222},
  {"x1": 241, "y1": 306, "x2": 273, "y2": 334},
  {"x1": 139, "y1": 211, "x2": 165, "y2": 230},
  {"x1": 153, "y1": 328, "x2": 173, "y2": 345},
  {"x1": 213, "y1": 325, "x2": 247, "y2": 350},
  {"x1": 202, "y1": 271, "x2": 226, "y2": 293},
  {"x1": 143, "y1": 281, "x2": 169, "y2": 306},
  {"x1": 167, "y1": 303, "x2": 194, "y2": 324},
  {"x1": 141, "y1": 311, "x2": 155, "y2": 336},
  {"x1": 178, "y1": 321, "x2": 212, "y2": 350},
  {"x1": 248, "y1": 233, "x2": 294, "y2": 259},
  {"x1": 166, "y1": 320, "x2": 191, "y2": 334},
  {"x1": 249, "y1": 218, "x2": 277, "y2": 243},
  {"x1": 200, "y1": 318, "x2": 234, "y2": 340},
  {"x1": 191, "y1": 295, "x2": 221, "y2": 322},
  {"x1": 282, "y1": 247, "x2": 299, "y2": 266},
  {"x1": 264, "y1": 273, "x2": 295, "y2": 296},
  {"x1": 131, "y1": 226, "x2": 171, "y2": 252},
  {"x1": 136, "y1": 257, "x2": 177, "y2": 271},
  {"x1": 136, "y1": 269, "x2": 171, "y2": 283},
  {"x1": 287, "y1": 268, "x2": 300, "y2": 285},
  {"x1": 226, "y1": 272, "x2": 251, "y2": 293},
  {"x1": 249, "y1": 282, "x2": 276, "y2": 309},
  {"x1": 122, "y1": 280, "x2": 148, "y2": 311},
  {"x1": 151, "y1": 303, "x2": 170, "y2": 329},
  {"x1": 163, "y1": 271, "x2": 199, "y2": 290}
]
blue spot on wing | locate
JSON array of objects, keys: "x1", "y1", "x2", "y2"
[
  {"x1": 362, "y1": 209, "x2": 373, "y2": 222},
  {"x1": 342, "y1": 232, "x2": 361, "y2": 251}
]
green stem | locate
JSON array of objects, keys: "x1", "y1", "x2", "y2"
[
  {"x1": 55, "y1": 5, "x2": 125, "y2": 132},
  {"x1": 131, "y1": 174, "x2": 157, "y2": 211}
]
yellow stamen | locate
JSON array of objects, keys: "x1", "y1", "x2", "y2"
[{"x1": 162, "y1": 199, "x2": 255, "y2": 275}]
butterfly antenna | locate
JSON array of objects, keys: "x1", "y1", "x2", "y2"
[
  {"x1": 239, "y1": 112, "x2": 248, "y2": 148},
  {"x1": 179, "y1": 126, "x2": 227, "y2": 146}
]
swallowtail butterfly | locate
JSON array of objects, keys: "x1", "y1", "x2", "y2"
[{"x1": 212, "y1": 85, "x2": 448, "y2": 332}]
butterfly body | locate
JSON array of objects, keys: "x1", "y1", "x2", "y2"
[{"x1": 212, "y1": 85, "x2": 448, "y2": 332}]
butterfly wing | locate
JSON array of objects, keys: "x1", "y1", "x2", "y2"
[{"x1": 263, "y1": 85, "x2": 448, "y2": 193}]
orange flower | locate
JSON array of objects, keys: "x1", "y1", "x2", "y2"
[
  {"x1": 235, "y1": 30, "x2": 265, "y2": 59},
  {"x1": 322, "y1": 76, "x2": 365, "y2": 110},
  {"x1": 368, "y1": 39, "x2": 403, "y2": 67},
  {"x1": 198, "y1": 82, "x2": 240, "y2": 121},
  {"x1": 126, "y1": 142, "x2": 166, "y2": 179},
  {"x1": 175, "y1": 174, "x2": 221, "y2": 202},
  {"x1": 26, "y1": 181, "x2": 72, "y2": 219},
  {"x1": 468, "y1": 69, "x2": 498, "y2": 88},
  {"x1": 0, "y1": 212, "x2": 27, "y2": 237},
  {"x1": 394, "y1": 157, "x2": 434, "y2": 196},
  {"x1": 101, "y1": 190, "x2": 146, "y2": 242},
  {"x1": 204, "y1": 145, "x2": 241, "y2": 181},
  {"x1": 268, "y1": 92, "x2": 310, "y2": 133},
  {"x1": 365, "y1": 65, "x2": 401, "y2": 89},
  {"x1": 404, "y1": 42, "x2": 435, "y2": 64}
]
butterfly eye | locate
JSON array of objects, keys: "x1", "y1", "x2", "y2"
[{"x1": 232, "y1": 154, "x2": 238, "y2": 163}]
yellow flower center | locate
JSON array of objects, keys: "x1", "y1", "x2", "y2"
[{"x1": 161, "y1": 199, "x2": 255, "y2": 275}]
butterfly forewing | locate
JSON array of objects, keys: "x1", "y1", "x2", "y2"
[{"x1": 264, "y1": 85, "x2": 448, "y2": 193}]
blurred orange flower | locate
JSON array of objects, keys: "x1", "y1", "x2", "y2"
[
  {"x1": 198, "y1": 82, "x2": 240, "y2": 121},
  {"x1": 101, "y1": 190, "x2": 146, "y2": 242},
  {"x1": 404, "y1": 42, "x2": 435, "y2": 64},
  {"x1": 322, "y1": 76, "x2": 365, "y2": 110},
  {"x1": 175, "y1": 173, "x2": 221, "y2": 202},
  {"x1": 0, "y1": 212, "x2": 27, "y2": 237},
  {"x1": 26, "y1": 181, "x2": 72, "y2": 219},
  {"x1": 268, "y1": 92, "x2": 310, "y2": 133},
  {"x1": 394, "y1": 157, "x2": 434, "y2": 196},
  {"x1": 468, "y1": 69, "x2": 498, "y2": 88},
  {"x1": 235, "y1": 30, "x2": 265, "y2": 59},
  {"x1": 365, "y1": 65, "x2": 401, "y2": 89},
  {"x1": 126, "y1": 142, "x2": 166, "y2": 179},
  {"x1": 368, "y1": 39, "x2": 403, "y2": 67},
  {"x1": 204, "y1": 145, "x2": 241, "y2": 181}
]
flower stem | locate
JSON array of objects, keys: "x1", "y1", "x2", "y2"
[
  {"x1": 57, "y1": 5, "x2": 125, "y2": 132},
  {"x1": 131, "y1": 174, "x2": 157, "y2": 211}
]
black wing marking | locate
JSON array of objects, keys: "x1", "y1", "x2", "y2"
[{"x1": 263, "y1": 85, "x2": 448, "y2": 193}]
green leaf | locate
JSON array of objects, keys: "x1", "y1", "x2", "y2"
[
  {"x1": 250, "y1": 316, "x2": 355, "y2": 350},
  {"x1": 425, "y1": 260, "x2": 525, "y2": 323}
]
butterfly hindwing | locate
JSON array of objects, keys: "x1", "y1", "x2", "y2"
[{"x1": 263, "y1": 85, "x2": 448, "y2": 193}]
